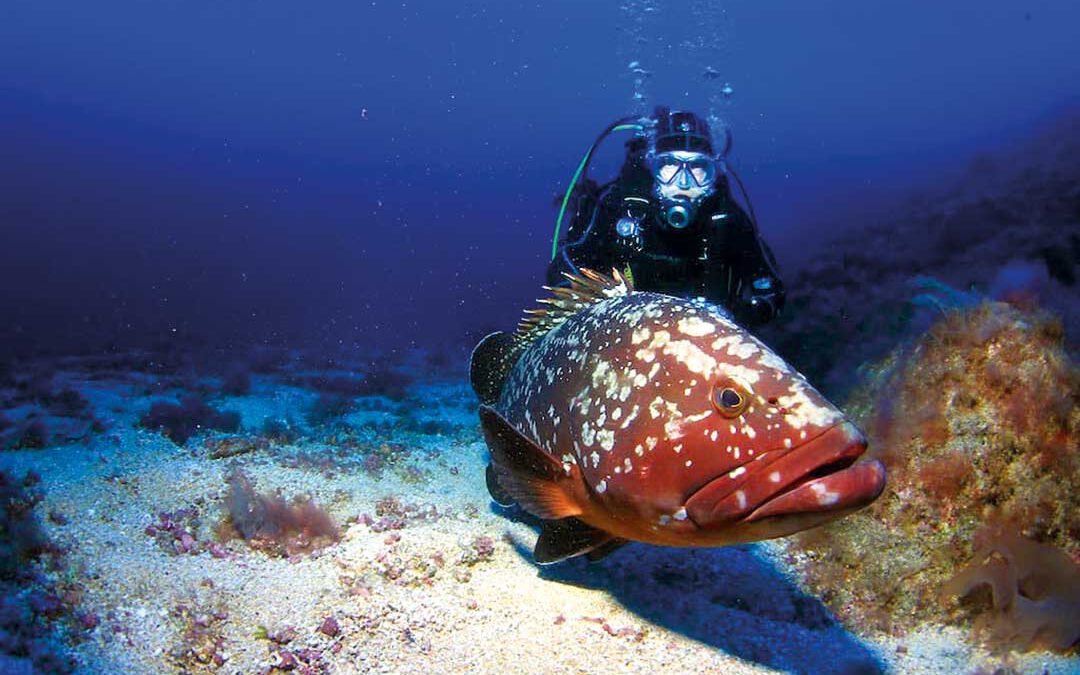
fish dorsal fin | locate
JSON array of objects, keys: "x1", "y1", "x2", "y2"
[
  {"x1": 535, "y1": 517, "x2": 617, "y2": 565},
  {"x1": 478, "y1": 405, "x2": 585, "y2": 521},
  {"x1": 469, "y1": 331, "x2": 522, "y2": 406},
  {"x1": 515, "y1": 268, "x2": 633, "y2": 345},
  {"x1": 470, "y1": 270, "x2": 634, "y2": 405}
]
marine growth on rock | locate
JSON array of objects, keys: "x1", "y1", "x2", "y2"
[{"x1": 787, "y1": 300, "x2": 1080, "y2": 653}]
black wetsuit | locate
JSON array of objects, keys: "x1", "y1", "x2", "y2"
[{"x1": 547, "y1": 171, "x2": 785, "y2": 327}]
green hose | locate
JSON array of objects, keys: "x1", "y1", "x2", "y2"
[{"x1": 551, "y1": 123, "x2": 643, "y2": 261}]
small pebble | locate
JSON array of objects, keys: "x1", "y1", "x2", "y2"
[{"x1": 318, "y1": 616, "x2": 340, "y2": 637}]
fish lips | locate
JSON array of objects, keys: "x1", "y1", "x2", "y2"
[{"x1": 685, "y1": 421, "x2": 886, "y2": 528}]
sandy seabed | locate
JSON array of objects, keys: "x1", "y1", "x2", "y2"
[{"x1": 1, "y1": 360, "x2": 1077, "y2": 675}]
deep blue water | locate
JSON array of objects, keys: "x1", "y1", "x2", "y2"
[{"x1": 2, "y1": 0, "x2": 1079, "y2": 359}]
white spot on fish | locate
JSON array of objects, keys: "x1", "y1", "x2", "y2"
[
  {"x1": 596, "y1": 479, "x2": 607, "y2": 494},
  {"x1": 769, "y1": 471, "x2": 781, "y2": 483},
  {"x1": 581, "y1": 422, "x2": 596, "y2": 447},
  {"x1": 677, "y1": 317, "x2": 715, "y2": 337},
  {"x1": 736, "y1": 490, "x2": 747, "y2": 510},
  {"x1": 811, "y1": 482, "x2": 840, "y2": 505},
  {"x1": 673, "y1": 507, "x2": 689, "y2": 521},
  {"x1": 729, "y1": 466, "x2": 747, "y2": 479}
]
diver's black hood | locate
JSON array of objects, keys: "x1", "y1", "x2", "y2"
[{"x1": 653, "y1": 106, "x2": 714, "y2": 155}]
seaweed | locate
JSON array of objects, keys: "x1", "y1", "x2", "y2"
[
  {"x1": 218, "y1": 470, "x2": 339, "y2": 557},
  {"x1": 944, "y1": 527, "x2": 1080, "y2": 653}
]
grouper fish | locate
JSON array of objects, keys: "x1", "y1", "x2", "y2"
[{"x1": 470, "y1": 269, "x2": 886, "y2": 564}]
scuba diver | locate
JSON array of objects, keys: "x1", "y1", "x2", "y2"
[{"x1": 547, "y1": 106, "x2": 784, "y2": 326}]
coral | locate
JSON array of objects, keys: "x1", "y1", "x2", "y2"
[
  {"x1": 145, "y1": 507, "x2": 230, "y2": 557},
  {"x1": 218, "y1": 471, "x2": 339, "y2": 557},
  {"x1": 357, "y1": 496, "x2": 443, "y2": 533},
  {"x1": 458, "y1": 535, "x2": 495, "y2": 566},
  {"x1": 166, "y1": 594, "x2": 230, "y2": 671},
  {"x1": 944, "y1": 526, "x2": 1079, "y2": 652},
  {"x1": 789, "y1": 301, "x2": 1080, "y2": 652},
  {"x1": 139, "y1": 395, "x2": 241, "y2": 445}
]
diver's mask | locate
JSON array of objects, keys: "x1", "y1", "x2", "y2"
[{"x1": 649, "y1": 151, "x2": 717, "y2": 229}]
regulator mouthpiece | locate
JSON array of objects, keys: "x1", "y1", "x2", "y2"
[{"x1": 664, "y1": 199, "x2": 692, "y2": 229}]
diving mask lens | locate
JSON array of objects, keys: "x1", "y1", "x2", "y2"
[{"x1": 652, "y1": 153, "x2": 716, "y2": 187}]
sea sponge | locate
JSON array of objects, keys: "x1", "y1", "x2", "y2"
[
  {"x1": 944, "y1": 526, "x2": 1080, "y2": 652},
  {"x1": 787, "y1": 300, "x2": 1080, "y2": 652}
]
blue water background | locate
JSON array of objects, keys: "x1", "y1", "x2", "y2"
[{"x1": 2, "y1": 0, "x2": 1079, "y2": 358}]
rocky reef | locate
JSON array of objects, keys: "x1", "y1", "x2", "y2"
[
  {"x1": 787, "y1": 300, "x2": 1080, "y2": 653},
  {"x1": 762, "y1": 113, "x2": 1080, "y2": 398}
]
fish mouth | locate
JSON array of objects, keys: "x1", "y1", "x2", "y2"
[{"x1": 685, "y1": 421, "x2": 886, "y2": 527}]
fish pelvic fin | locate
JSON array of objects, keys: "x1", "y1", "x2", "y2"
[
  {"x1": 479, "y1": 406, "x2": 585, "y2": 521},
  {"x1": 535, "y1": 517, "x2": 618, "y2": 565}
]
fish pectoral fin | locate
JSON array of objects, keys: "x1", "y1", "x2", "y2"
[
  {"x1": 535, "y1": 517, "x2": 615, "y2": 564},
  {"x1": 479, "y1": 405, "x2": 584, "y2": 520},
  {"x1": 485, "y1": 462, "x2": 516, "y2": 508}
]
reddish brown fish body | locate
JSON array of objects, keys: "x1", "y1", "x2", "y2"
[{"x1": 472, "y1": 271, "x2": 885, "y2": 562}]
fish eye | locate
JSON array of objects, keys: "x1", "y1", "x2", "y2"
[{"x1": 711, "y1": 381, "x2": 749, "y2": 418}]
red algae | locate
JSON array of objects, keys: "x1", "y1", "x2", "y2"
[
  {"x1": 218, "y1": 470, "x2": 340, "y2": 557},
  {"x1": 788, "y1": 301, "x2": 1080, "y2": 653},
  {"x1": 944, "y1": 526, "x2": 1080, "y2": 652}
]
